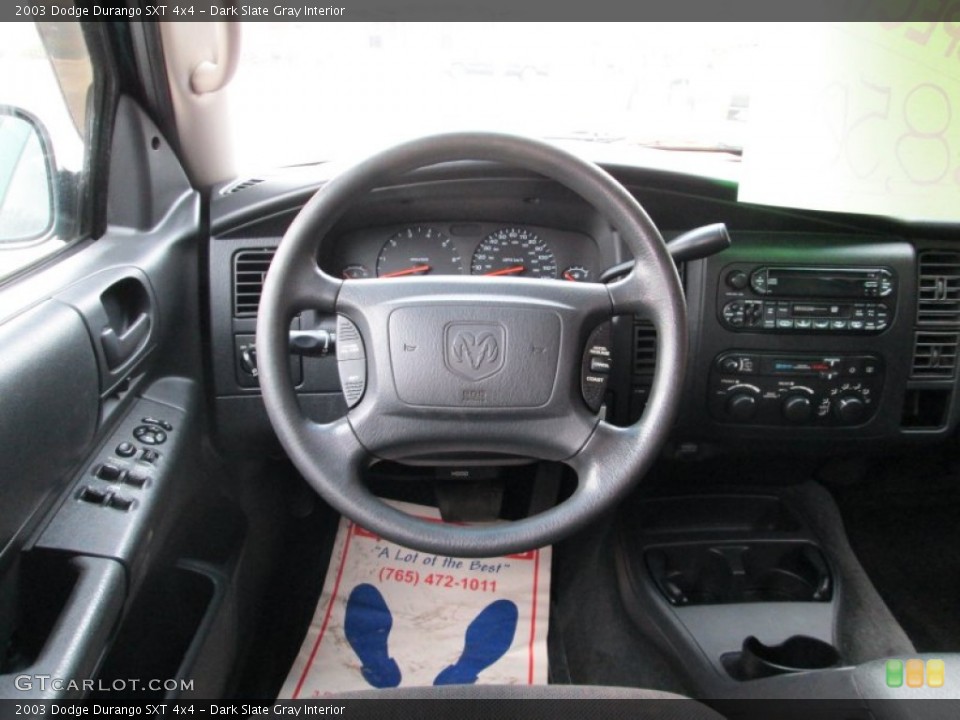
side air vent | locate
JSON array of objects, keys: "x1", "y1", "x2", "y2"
[
  {"x1": 911, "y1": 332, "x2": 959, "y2": 379},
  {"x1": 221, "y1": 177, "x2": 265, "y2": 195},
  {"x1": 918, "y1": 251, "x2": 960, "y2": 326},
  {"x1": 630, "y1": 318, "x2": 657, "y2": 420},
  {"x1": 633, "y1": 318, "x2": 657, "y2": 379},
  {"x1": 233, "y1": 248, "x2": 275, "y2": 317}
]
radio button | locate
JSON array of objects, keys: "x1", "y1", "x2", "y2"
[
  {"x1": 750, "y1": 270, "x2": 768, "y2": 294},
  {"x1": 813, "y1": 319, "x2": 830, "y2": 330},
  {"x1": 849, "y1": 320, "x2": 864, "y2": 330},
  {"x1": 726, "y1": 270, "x2": 749, "y2": 290},
  {"x1": 795, "y1": 319, "x2": 812, "y2": 329},
  {"x1": 831, "y1": 320, "x2": 847, "y2": 330},
  {"x1": 777, "y1": 319, "x2": 794, "y2": 329}
]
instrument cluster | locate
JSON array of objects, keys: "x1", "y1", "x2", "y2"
[{"x1": 327, "y1": 222, "x2": 601, "y2": 283}]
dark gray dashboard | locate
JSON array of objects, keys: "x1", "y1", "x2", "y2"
[{"x1": 207, "y1": 161, "x2": 960, "y2": 458}]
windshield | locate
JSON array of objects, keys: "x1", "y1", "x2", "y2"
[
  {"x1": 230, "y1": 22, "x2": 960, "y2": 223},
  {"x1": 231, "y1": 22, "x2": 758, "y2": 167}
]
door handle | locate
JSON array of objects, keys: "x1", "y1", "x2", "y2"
[{"x1": 100, "y1": 311, "x2": 151, "y2": 369}]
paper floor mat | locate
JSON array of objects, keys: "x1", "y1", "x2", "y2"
[{"x1": 278, "y1": 500, "x2": 551, "y2": 698}]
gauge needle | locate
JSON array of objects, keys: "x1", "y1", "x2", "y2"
[
  {"x1": 563, "y1": 271, "x2": 577, "y2": 281},
  {"x1": 381, "y1": 264, "x2": 431, "y2": 278},
  {"x1": 485, "y1": 265, "x2": 525, "y2": 277}
]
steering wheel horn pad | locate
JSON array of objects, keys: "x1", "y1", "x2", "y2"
[{"x1": 257, "y1": 132, "x2": 686, "y2": 557}]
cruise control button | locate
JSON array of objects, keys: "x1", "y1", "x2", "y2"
[{"x1": 589, "y1": 356, "x2": 611, "y2": 373}]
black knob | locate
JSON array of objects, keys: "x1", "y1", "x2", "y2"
[
  {"x1": 720, "y1": 357, "x2": 741, "y2": 373},
  {"x1": 726, "y1": 392, "x2": 758, "y2": 422},
  {"x1": 834, "y1": 395, "x2": 866, "y2": 424},
  {"x1": 782, "y1": 395, "x2": 813, "y2": 423},
  {"x1": 726, "y1": 270, "x2": 749, "y2": 290}
]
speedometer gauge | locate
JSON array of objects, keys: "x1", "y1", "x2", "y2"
[
  {"x1": 377, "y1": 226, "x2": 463, "y2": 277},
  {"x1": 470, "y1": 228, "x2": 557, "y2": 278}
]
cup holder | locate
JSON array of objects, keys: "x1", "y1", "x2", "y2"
[
  {"x1": 722, "y1": 635, "x2": 840, "y2": 680},
  {"x1": 646, "y1": 541, "x2": 831, "y2": 606}
]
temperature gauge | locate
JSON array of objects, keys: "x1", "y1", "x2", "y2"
[
  {"x1": 562, "y1": 266, "x2": 590, "y2": 282},
  {"x1": 341, "y1": 265, "x2": 370, "y2": 279}
]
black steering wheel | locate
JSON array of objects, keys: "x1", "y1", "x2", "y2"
[{"x1": 256, "y1": 133, "x2": 686, "y2": 557}]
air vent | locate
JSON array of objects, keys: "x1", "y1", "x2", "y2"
[
  {"x1": 220, "y1": 177, "x2": 265, "y2": 195},
  {"x1": 633, "y1": 318, "x2": 657, "y2": 379},
  {"x1": 629, "y1": 318, "x2": 657, "y2": 421},
  {"x1": 918, "y1": 251, "x2": 960, "y2": 326},
  {"x1": 911, "y1": 332, "x2": 959, "y2": 379},
  {"x1": 233, "y1": 248, "x2": 275, "y2": 317}
]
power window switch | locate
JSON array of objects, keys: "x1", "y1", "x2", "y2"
[
  {"x1": 79, "y1": 486, "x2": 108, "y2": 505},
  {"x1": 125, "y1": 472, "x2": 149, "y2": 489},
  {"x1": 96, "y1": 463, "x2": 125, "y2": 482},
  {"x1": 107, "y1": 495, "x2": 134, "y2": 512}
]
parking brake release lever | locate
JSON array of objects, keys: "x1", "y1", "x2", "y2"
[{"x1": 599, "y1": 222, "x2": 731, "y2": 283}]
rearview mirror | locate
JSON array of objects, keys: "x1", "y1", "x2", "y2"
[{"x1": 0, "y1": 106, "x2": 56, "y2": 244}]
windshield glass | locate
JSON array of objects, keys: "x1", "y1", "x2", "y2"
[
  {"x1": 231, "y1": 22, "x2": 758, "y2": 167},
  {"x1": 230, "y1": 22, "x2": 960, "y2": 223}
]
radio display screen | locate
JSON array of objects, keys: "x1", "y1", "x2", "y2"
[{"x1": 767, "y1": 268, "x2": 875, "y2": 297}]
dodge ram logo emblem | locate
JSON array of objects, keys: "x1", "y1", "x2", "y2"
[{"x1": 444, "y1": 323, "x2": 506, "y2": 381}]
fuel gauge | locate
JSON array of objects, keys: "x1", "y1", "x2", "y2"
[
  {"x1": 562, "y1": 266, "x2": 590, "y2": 282},
  {"x1": 341, "y1": 264, "x2": 370, "y2": 279}
]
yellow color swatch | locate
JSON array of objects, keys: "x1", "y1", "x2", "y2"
[
  {"x1": 927, "y1": 659, "x2": 945, "y2": 688},
  {"x1": 906, "y1": 659, "x2": 924, "y2": 688}
]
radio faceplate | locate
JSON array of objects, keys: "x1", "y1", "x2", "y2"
[
  {"x1": 708, "y1": 351, "x2": 884, "y2": 427},
  {"x1": 718, "y1": 264, "x2": 897, "y2": 334}
]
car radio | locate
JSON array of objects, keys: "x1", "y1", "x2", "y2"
[{"x1": 718, "y1": 264, "x2": 896, "y2": 334}]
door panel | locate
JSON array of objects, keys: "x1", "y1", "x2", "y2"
[{"x1": 0, "y1": 91, "x2": 206, "y2": 696}]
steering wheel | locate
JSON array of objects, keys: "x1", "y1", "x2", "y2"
[{"x1": 257, "y1": 133, "x2": 686, "y2": 557}]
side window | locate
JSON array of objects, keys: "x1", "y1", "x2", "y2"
[{"x1": 0, "y1": 21, "x2": 95, "y2": 282}]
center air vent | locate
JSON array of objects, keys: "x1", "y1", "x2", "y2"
[
  {"x1": 911, "y1": 332, "x2": 959, "y2": 379},
  {"x1": 918, "y1": 251, "x2": 960, "y2": 326},
  {"x1": 233, "y1": 248, "x2": 275, "y2": 317}
]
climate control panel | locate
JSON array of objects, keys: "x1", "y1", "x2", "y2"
[{"x1": 708, "y1": 352, "x2": 884, "y2": 427}]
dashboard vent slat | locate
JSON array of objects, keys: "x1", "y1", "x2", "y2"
[
  {"x1": 221, "y1": 177, "x2": 265, "y2": 195},
  {"x1": 633, "y1": 319, "x2": 657, "y2": 378},
  {"x1": 917, "y1": 251, "x2": 960, "y2": 326},
  {"x1": 233, "y1": 248, "x2": 276, "y2": 317},
  {"x1": 911, "y1": 331, "x2": 959, "y2": 379},
  {"x1": 630, "y1": 317, "x2": 658, "y2": 421}
]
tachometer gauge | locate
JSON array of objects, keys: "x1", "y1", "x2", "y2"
[
  {"x1": 470, "y1": 228, "x2": 557, "y2": 278},
  {"x1": 341, "y1": 264, "x2": 370, "y2": 279},
  {"x1": 376, "y1": 226, "x2": 463, "y2": 277},
  {"x1": 562, "y1": 266, "x2": 590, "y2": 282}
]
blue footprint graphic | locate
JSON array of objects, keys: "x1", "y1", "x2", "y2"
[
  {"x1": 344, "y1": 584, "x2": 402, "y2": 688},
  {"x1": 434, "y1": 599, "x2": 519, "y2": 685}
]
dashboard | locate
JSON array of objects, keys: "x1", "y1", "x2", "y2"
[{"x1": 206, "y1": 161, "x2": 960, "y2": 459}]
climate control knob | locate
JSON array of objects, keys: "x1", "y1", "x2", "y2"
[
  {"x1": 726, "y1": 392, "x2": 759, "y2": 422},
  {"x1": 834, "y1": 395, "x2": 867, "y2": 424},
  {"x1": 782, "y1": 395, "x2": 814, "y2": 424}
]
